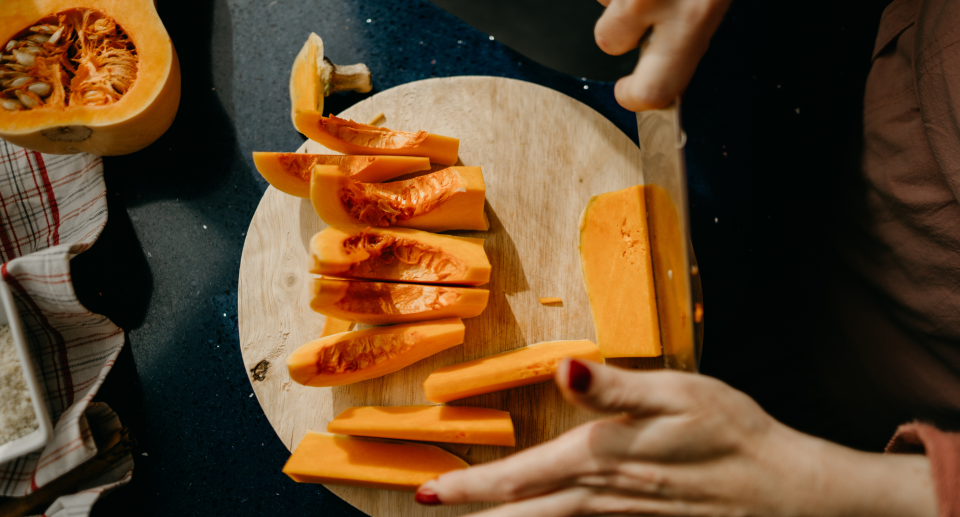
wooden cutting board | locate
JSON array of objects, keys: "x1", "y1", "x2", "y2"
[{"x1": 238, "y1": 76, "x2": 647, "y2": 516}]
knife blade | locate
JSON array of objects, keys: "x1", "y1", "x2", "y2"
[{"x1": 637, "y1": 102, "x2": 701, "y2": 372}]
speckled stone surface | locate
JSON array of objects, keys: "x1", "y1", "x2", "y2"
[{"x1": 71, "y1": 0, "x2": 891, "y2": 515}]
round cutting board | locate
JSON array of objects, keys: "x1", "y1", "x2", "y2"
[{"x1": 238, "y1": 76, "x2": 644, "y2": 516}]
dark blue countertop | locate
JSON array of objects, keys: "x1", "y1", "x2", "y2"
[{"x1": 72, "y1": 0, "x2": 891, "y2": 515}]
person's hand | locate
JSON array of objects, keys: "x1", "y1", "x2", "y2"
[
  {"x1": 415, "y1": 359, "x2": 937, "y2": 517},
  {"x1": 595, "y1": 0, "x2": 733, "y2": 111}
]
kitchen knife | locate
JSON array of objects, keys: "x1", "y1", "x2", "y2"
[{"x1": 637, "y1": 102, "x2": 702, "y2": 372}]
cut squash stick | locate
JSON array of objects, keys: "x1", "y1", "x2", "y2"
[
  {"x1": 310, "y1": 277, "x2": 488, "y2": 325},
  {"x1": 253, "y1": 152, "x2": 430, "y2": 198},
  {"x1": 579, "y1": 185, "x2": 662, "y2": 358},
  {"x1": 311, "y1": 165, "x2": 489, "y2": 232},
  {"x1": 423, "y1": 340, "x2": 603, "y2": 403},
  {"x1": 283, "y1": 432, "x2": 468, "y2": 491},
  {"x1": 295, "y1": 112, "x2": 460, "y2": 165},
  {"x1": 287, "y1": 318, "x2": 465, "y2": 387},
  {"x1": 310, "y1": 226, "x2": 491, "y2": 286},
  {"x1": 328, "y1": 406, "x2": 516, "y2": 446}
]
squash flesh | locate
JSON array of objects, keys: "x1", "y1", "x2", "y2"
[
  {"x1": 286, "y1": 318, "x2": 465, "y2": 387},
  {"x1": 311, "y1": 165, "x2": 489, "y2": 231},
  {"x1": 319, "y1": 316, "x2": 354, "y2": 337},
  {"x1": 328, "y1": 406, "x2": 516, "y2": 446},
  {"x1": 252, "y1": 152, "x2": 430, "y2": 198},
  {"x1": 579, "y1": 186, "x2": 661, "y2": 358},
  {"x1": 310, "y1": 277, "x2": 488, "y2": 325},
  {"x1": 423, "y1": 340, "x2": 603, "y2": 403},
  {"x1": 295, "y1": 112, "x2": 459, "y2": 165},
  {"x1": 283, "y1": 431, "x2": 468, "y2": 491},
  {"x1": 310, "y1": 225, "x2": 491, "y2": 286},
  {"x1": 0, "y1": 0, "x2": 179, "y2": 155}
]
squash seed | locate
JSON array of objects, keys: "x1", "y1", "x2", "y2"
[
  {"x1": 2, "y1": 76, "x2": 32, "y2": 88},
  {"x1": 11, "y1": 50, "x2": 34, "y2": 67},
  {"x1": 29, "y1": 25, "x2": 59, "y2": 34},
  {"x1": 3, "y1": 40, "x2": 18, "y2": 52},
  {"x1": 47, "y1": 27, "x2": 64, "y2": 45},
  {"x1": 14, "y1": 90, "x2": 40, "y2": 108},
  {"x1": 26, "y1": 34, "x2": 49, "y2": 44},
  {"x1": 0, "y1": 98, "x2": 24, "y2": 111},
  {"x1": 27, "y1": 82, "x2": 51, "y2": 97}
]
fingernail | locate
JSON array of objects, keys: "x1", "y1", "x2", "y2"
[
  {"x1": 415, "y1": 488, "x2": 442, "y2": 506},
  {"x1": 568, "y1": 359, "x2": 592, "y2": 393}
]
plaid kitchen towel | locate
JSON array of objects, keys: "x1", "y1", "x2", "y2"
[{"x1": 0, "y1": 141, "x2": 132, "y2": 515}]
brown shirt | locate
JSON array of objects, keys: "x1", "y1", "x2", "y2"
[{"x1": 842, "y1": 0, "x2": 960, "y2": 512}]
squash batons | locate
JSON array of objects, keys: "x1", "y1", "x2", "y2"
[
  {"x1": 0, "y1": 0, "x2": 180, "y2": 155},
  {"x1": 296, "y1": 112, "x2": 459, "y2": 165},
  {"x1": 283, "y1": 432, "x2": 468, "y2": 491},
  {"x1": 310, "y1": 278, "x2": 488, "y2": 325},
  {"x1": 329, "y1": 406, "x2": 516, "y2": 447},
  {"x1": 287, "y1": 318, "x2": 465, "y2": 387},
  {"x1": 579, "y1": 186, "x2": 661, "y2": 358},
  {"x1": 310, "y1": 165, "x2": 488, "y2": 232},
  {"x1": 310, "y1": 226, "x2": 491, "y2": 285},
  {"x1": 253, "y1": 152, "x2": 429, "y2": 198},
  {"x1": 423, "y1": 340, "x2": 603, "y2": 403}
]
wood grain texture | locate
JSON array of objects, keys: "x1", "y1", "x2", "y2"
[{"x1": 238, "y1": 76, "x2": 644, "y2": 516}]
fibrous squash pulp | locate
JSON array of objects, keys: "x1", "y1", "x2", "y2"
[
  {"x1": 253, "y1": 152, "x2": 429, "y2": 198},
  {"x1": 423, "y1": 340, "x2": 603, "y2": 403},
  {"x1": 311, "y1": 165, "x2": 489, "y2": 232},
  {"x1": 295, "y1": 112, "x2": 460, "y2": 165},
  {"x1": 287, "y1": 318, "x2": 465, "y2": 387},
  {"x1": 328, "y1": 406, "x2": 516, "y2": 447},
  {"x1": 310, "y1": 277, "x2": 488, "y2": 325},
  {"x1": 310, "y1": 226, "x2": 491, "y2": 286},
  {"x1": 0, "y1": 0, "x2": 180, "y2": 155},
  {"x1": 283, "y1": 432, "x2": 468, "y2": 491},
  {"x1": 579, "y1": 185, "x2": 661, "y2": 358}
]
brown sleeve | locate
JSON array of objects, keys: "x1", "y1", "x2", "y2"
[{"x1": 887, "y1": 422, "x2": 960, "y2": 517}]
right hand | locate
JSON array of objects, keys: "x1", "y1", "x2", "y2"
[{"x1": 595, "y1": 0, "x2": 733, "y2": 111}]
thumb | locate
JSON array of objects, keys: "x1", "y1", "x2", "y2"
[{"x1": 555, "y1": 358, "x2": 694, "y2": 416}]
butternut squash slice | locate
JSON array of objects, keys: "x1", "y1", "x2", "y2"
[
  {"x1": 423, "y1": 340, "x2": 604, "y2": 403},
  {"x1": 310, "y1": 277, "x2": 488, "y2": 325},
  {"x1": 0, "y1": 0, "x2": 180, "y2": 155},
  {"x1": 310, "y1": 165, "x2": 489, "y2": 232},
  {"x1": 579, "y1": 185, "x2": 662, "y2": 358},
  {"x1": 252, "y1": 152, "x2": 430, "y2": 198},
  {"x1": 310, "y1": 226, "x2": 491, "y2": 286},
  {"x1": 320, "y1": 317, "x2": 354, "y2": 337},
  {"x1": 328, "y1": 406, "x2": 516, "y2": 447},
  {"x1": 287, "y1": 318, "x2": 465, "y2": 387},
  {"x1": 283, "y1": 431, "x2": 468, "y2": 491},
  {"x1": 296, "y1": 112, "x2": 459, "y2": 165},
  {"x1": 288, "y1": 32, "x2": 371, "y2": 129}
]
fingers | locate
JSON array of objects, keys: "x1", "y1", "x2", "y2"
[
  {"x1": 555, "y1": 359, "x2": 696, "y2": 416},
  {"x1": 457, "y1": 487, "x2": 689, "y2": 517},
  {"x1": 594, "y1": 0, "x2": 652, "y2": 56},
  {"x1": 459, "y1": 488, "x2": 589, "y2": 517},
  {"x1": 418, "y1": 425, "x2": 602, "y2": 505}
]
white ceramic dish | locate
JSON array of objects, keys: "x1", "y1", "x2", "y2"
[{"x1": 0, "y1": 279, "x2": 53, "y2": 464}]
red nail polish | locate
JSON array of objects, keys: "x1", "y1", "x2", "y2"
[
  {"x1": 415, "y1": 489, "x2": 442, "y2": 506},
  {"x1": 568, "y1": 359, "x2": 592, "y2": 393}
]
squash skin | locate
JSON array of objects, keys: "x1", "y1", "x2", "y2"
[
  {"x1": 0, "y1": 0, "x2": 181, "y2": 155},
  {"x1": 286, "y1": 318, "x2": 465, "y2": 387},
  {"x1": 328, "y1": 406, "x2": 516, "y2": 447},
  {"x1": 295, "y1": 111, "x2": 459, "y2": 165},
  {"x1": 252, "y1": 152, "x2": 430, "y2": 198},
  {"x1": 310, "y1": 277, "x2": 488, "y2": 325},
  {"x1": 310, "y1": 225, "x2": 491, "y2": 286},
  {"x1": 423, "y1": 340, "x2": 603, "y2": 403},
  {"x1": 310, "y1": 165, "x2": 489, "y2": 232},
  {"x1": 578, "y1": 186, "x2": 661, "y2": 358},
  {"x1": 283, "y1": 431, "x2": 468, "y2": 491}
]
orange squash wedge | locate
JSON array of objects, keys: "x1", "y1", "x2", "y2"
[
  {"x1": 310, "y1": 165, "x2": 489, "y2": 231},
  {"x1": 0, "y1": 0, "x2": 180, "y2": 155},
  {"x1": 295, "y1": 112, "x2": 459, "y2": 165},
  {"x1": 283, "y1": 431, "x2": 468, "y2": 491},
  {"x1": 252, "y1": 152, "x2": 430, "y2": 198},
  {"x1": 287, "y1": 318, "x2": 465, "y2": 387},
  {"x1": 579, "y1": 185, "x2": 661, "y2": 358},
  {"x1": 288, "y1": 32, "x2": 371, "y2": 129},
  {"x1": 310, "y1": 226, "x2": 491, "y2": 286},
  {"x1": 310, "y1": 277, "x2": 488, "y2": 325},
  {"x1": 328, "y1": 406, "x2": 516, "y2": 447},
  {"x1": 423, "y1": 340, "x2": 603, "y2": 403},
  {"x1": 319, "y1": 317, "x2": 354, "y2": 337}
]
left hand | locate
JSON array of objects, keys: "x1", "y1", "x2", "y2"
[{"x1": 414, "y1": 359, "x2": 936, "y2": 517}]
